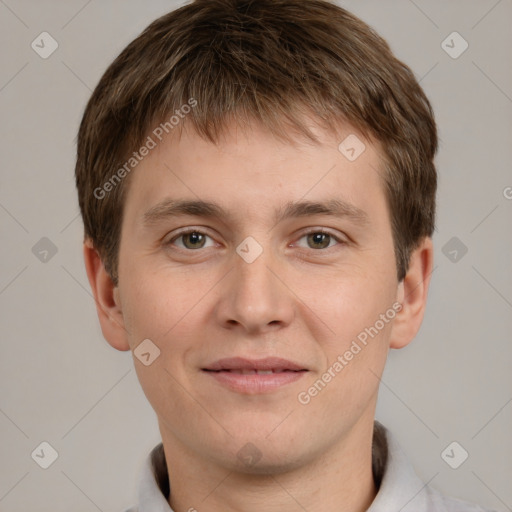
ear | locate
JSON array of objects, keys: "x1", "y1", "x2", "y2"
[
  {"x1": 83, "y1": 238, "x2": 130, "y2": 351},
  {"x1": 389, "y1": 237, "x2": 434, "y2": 349}
]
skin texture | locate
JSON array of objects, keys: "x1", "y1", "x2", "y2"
[{"x1": 84, "y1": 119, "x2": 433, "y2": 512}]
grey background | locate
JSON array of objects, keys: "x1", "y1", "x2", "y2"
[{"x1": 0, "y1": 0, "x2": 511, "y2": 510}]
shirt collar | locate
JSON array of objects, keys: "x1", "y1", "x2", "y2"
[{"x1": 132, "y1": 422, "x2": 448, "y2": 512}]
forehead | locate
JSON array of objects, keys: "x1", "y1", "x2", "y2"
[{"x1": 121, "y1": 119, "x2": 389, "y2": 229}]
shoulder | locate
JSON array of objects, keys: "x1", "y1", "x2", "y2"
[
  {"x1": 425, "y1": 479, "x2": 498, "y2": 512},
  {"x1": 374, "y1": 424, "x2": 497, "y2": 512}
]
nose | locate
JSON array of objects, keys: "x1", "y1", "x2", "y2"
[{"x1": 214, "y1": 243, "x2": 295, "y2": 335}]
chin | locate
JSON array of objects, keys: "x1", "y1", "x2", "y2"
[{"x1": 230, "y1": 449, "x2": 309, "y2": 476}]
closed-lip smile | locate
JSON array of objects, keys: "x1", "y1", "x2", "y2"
[{"x1": 202, "y1": 357, "x2": 308, "y2": 394}]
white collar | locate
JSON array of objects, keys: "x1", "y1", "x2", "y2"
[{"x1": 127, "y1": 422, "x2": 489, "y2": 512}]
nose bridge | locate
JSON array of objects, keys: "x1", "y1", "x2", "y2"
[
  {"x1": 218, "y1": 238, "x2": 293, "y2": 332},
  {"x1": 236, "y1": 245, "x2": 274, "y2": 296}
]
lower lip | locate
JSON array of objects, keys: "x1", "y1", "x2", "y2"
[{"x1": 203, "y1": 370, "x2": 307, "y2": 394}]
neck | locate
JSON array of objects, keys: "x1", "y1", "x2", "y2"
[{"x1": 159, "y1": 415, "x2": 379, "y2": 512}]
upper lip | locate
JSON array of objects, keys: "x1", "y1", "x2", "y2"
[{"x1": 203, "y1": 357, "x2": 307, "y2": 371}]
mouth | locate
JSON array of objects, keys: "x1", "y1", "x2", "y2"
[
  {"x1": 205, "y1": 368, "x2": 304, "y2": 375},
  {"x1": 202, "y1": 356, "x2": 308, "y2": 372},
  {"x1": 202, "y1": 357, "x2": 308, "y2": 394}
]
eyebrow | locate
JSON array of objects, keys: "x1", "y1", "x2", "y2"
[{"x1": 141, "y1": 197, "x2": 369, "y2": 228}]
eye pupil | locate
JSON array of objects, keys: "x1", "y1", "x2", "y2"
[
  {"x1": 184, "y1": 232, "x2": 205, "y2": 249},
  {"x1": 175, "y1": 231, "x2": 337, "y2": 251},
  {"x1": 308, "y1": 232, "x2": 330, "y2": 249}
]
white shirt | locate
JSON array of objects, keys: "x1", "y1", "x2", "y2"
[{"x1": 124, "y1": 423, "x2": 495, "y2": 512}]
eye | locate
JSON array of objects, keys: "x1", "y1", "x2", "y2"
[
  {"x1": 167, "y1": 229, "x2": 216, "y2": 250},
  {"x1": 294, "y1": 229, "x2": 346, "y2": 250},
  {"x1": 165, "y1": 228, "x2": 346, "y2": 252}
]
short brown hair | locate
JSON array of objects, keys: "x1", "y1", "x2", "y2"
[{"x1": 75, "y1": 0, "x2": 437, "y2": 286}]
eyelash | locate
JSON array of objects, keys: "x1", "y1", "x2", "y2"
[{"x1": 165, "y1": 227, "x2": 347, "y2": 252}]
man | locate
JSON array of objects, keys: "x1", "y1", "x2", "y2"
[{"x1": 75, "y1": 0, "x2": 495, "y2": 510}]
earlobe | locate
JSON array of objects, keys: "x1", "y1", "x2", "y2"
[
  {"x1": 389, "y1": 237, "x2": 434, "y2": 350},
  {"x1": 83, "y1": 239, "x2": 131, "y2": 351}
]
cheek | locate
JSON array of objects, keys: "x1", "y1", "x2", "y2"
[
  {"x1": 120, "y1": 269, "x2": 214, "y2": 368},
  {"x1": 294, "y1": 273, "x2": 395, "y2": 425},
  {"x1": 295, "y1": 264, "x2": 397, "y2": 345},
  {"x1": 121, "y1": 269, "x2": 184, "y2": 334},
  {"x1": 121, "y1": 273, "x2": 201, "y2": 415}
]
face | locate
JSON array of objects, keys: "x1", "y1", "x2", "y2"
[{"x1": 113, "y1": 120, "x2": 404, "y2": 472}]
